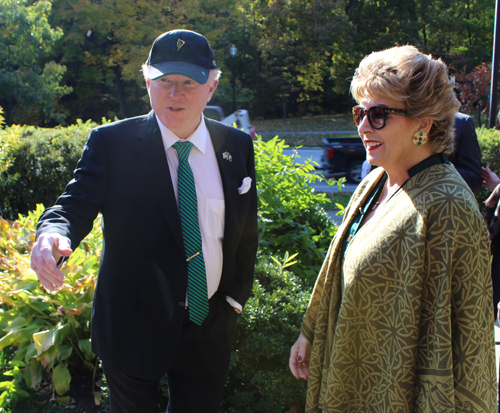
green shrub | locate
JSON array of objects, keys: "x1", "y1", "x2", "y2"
[
  {"x1": 254, "y1": 136, "x2": 339, "y2": 283},
  {"x1": 0, "y1": 120, "x2": 96, "y2": 220},
  {"x1": 0, "y1": 205, "x2": 102, "y2": 410},
  {"x1": 476, "y1": 126, "x2": 500, "y2": 209},
  {"x1": 215, "y1": 254, "x2": 311, "y2": 412}
]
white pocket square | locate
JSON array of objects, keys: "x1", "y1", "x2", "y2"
[{"x1": 238, "y1": 177, "x2": 252, "y2": 195}]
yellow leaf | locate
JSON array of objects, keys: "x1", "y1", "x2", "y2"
[
  {"x1": 53, "y1": 396, "x2": 71, "y2": 405},
  {"x1": 33, "y1": 330, "x2": 54, "y2": 355},
  {"x1": 38, "y1": 345, "x2": 58, "y2": 368}
]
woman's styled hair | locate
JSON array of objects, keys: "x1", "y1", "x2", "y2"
[{"x1": 350, "y1": 45, "x2": 460, "y2": 154}]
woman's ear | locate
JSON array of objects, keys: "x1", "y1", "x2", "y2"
[{"x1": 418, "y1": 118, "x2": 433, "y2": 135}]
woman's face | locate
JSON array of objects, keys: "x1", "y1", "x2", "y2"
[{"x1": 358, "y1": 93, "x2": 429, "y2": 177}]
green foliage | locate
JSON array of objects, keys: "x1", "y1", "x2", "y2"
[
  {"x1": 476, "y1": 126, "x2": 500, "y2": 208},
  {"x1": 0, "y1": 120, "x2": 95, "y2": 219},
  {"x1": 0, "y1": 205, "x2": 102, "y2": 409},
  {"x1": 0, "y1": 0, "x2": 72, "y2": 125},
  {"x1": 223, "y1": 254, "x2": 310, "y2": 412},
  {"x1": 254, "y1": 136, "x2": 338, "y2": 283}
]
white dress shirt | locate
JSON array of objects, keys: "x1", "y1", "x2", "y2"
[{"x1": 156, "y1": 114, "x2": 241, "y2": 311}]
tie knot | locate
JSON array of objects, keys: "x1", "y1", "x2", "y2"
[{"x1": 173, "y1": 141, "x2": 193, "y2": 162}]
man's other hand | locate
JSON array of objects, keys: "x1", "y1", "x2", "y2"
[{"x1": 30, "y1": 233, "x2": 72, "y2": 292}]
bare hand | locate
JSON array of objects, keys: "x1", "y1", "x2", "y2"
[
  {"x1": 289, "y1": 333, "x2": 312, "y2": 380},
  {"x1": 30, "y1": 233, "x2": 72, "y2": 292},
  {"x1": 482, "y1": 166, "x2": 500, "y2": 191}
]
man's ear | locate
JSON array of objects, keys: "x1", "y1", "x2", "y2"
[
  {"x1": 145, "y1": 79, "x2": 151, "y2": 94},
  {"x1": 207, "y1": 79, "x2": 218, "y2": 102},
  {"x1": 210, "y1": 79, "x2": 219, "y2": 94}
]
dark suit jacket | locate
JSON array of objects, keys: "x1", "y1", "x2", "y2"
[
  {"x1": 448, "y1": 113, "x2": 482, "y2": 194},
  {"x1": 36, "y1": 111, "x2": 258, "y2": 379}
]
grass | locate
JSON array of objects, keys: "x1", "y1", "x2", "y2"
[
  {"x1": 321, "y1": 190, "x2": 352, "y2": 213},
  {"x1": 253, "y1": 113, "x2": 357, "y2": 146},
  {"x1": 253, "y1": 113, "x2": 355, "y2": 132}
]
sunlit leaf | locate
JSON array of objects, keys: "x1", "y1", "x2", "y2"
[
  {"x1": 0, "y1": 332, "x2": 15, "y2": 351},
  {"x1": 53, "y1": 396, "x2": 71, "y2": 405},
  {"x1": 33, "y1": 323, "x2": 70, "y2": 355},
  {"x1": 28, "y1": 360, "x2": 43, "y2": 389},
  {"x1": 53, "y1": 363, "x2": 71, "y2": 395}
]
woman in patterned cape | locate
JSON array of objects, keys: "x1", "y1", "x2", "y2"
[{"x1": 289, "y1": 45, "x2": 496, "y2": 412}]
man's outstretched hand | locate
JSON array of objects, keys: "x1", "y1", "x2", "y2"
[{"x1": 30, "y1": 233, "x2": 72, "y2": 292}]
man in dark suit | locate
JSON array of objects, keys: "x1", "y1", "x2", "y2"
[
  {"x1": 448, "y1": 112, "x2": 482, "y2": 194},
  {"x1": 30, "y1": 29, "x2": 258, "y2": 412}
]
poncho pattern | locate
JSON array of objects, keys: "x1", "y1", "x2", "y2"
[{"x1": 301, "y1": 164, "x2": 496, "y2": 413}]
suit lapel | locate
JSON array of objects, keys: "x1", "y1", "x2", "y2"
[
  {"x1": 206, "y1": 119, "x2": 239, "y2": 241},
  {"x1": 133, "y1": 111, "x2": 184, "y2": 251}
]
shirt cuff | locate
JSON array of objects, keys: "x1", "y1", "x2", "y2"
[{"x1": 226, "y1": 296, "x2": 242, "y2": 313}]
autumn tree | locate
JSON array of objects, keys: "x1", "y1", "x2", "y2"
[
  {"x1": 50, "y1": 0, "x2": 236, "y2": 123},
  {"x1": 455, "y1": 62, "x2": 498, "y2": 127}
]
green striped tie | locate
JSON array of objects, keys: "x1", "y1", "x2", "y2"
[{"x1": 173, "y1": 141, "x2": 209, "y2": 326}]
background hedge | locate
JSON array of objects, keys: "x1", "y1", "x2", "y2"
[
  {"x1": 0, "y1": 121, "x2": 95, "y2": 220},
  {"x1": 476, "y1": 126, "x2": 500, "y2": 209}
]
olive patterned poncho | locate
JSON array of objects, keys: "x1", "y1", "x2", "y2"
[{"x1": 301, "y1": 161, "x2": 496, "y2": 412}]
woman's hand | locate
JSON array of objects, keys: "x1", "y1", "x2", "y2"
[
  {"x1": 482, "y1": 166, "x2": 500, "y2": 191},
  {"x1": 289, "y1": 333, "x2": 312, "y2": 380}
]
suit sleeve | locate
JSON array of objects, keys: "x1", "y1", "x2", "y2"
[
  {"x1": 36, "y1": 129, "x2": 107, "y2": 250},
  {"x1": 451, "y1": 116, "x2": 482, "y2": 194}
]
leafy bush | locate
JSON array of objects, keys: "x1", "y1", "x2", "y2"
[
  {"x1": 254, "y1": 136, "x2": 339, "y2": 283},
  {"x1": 0, "y1": 120, "x2": 96, "y2": 220},
  {"x1": 476, "y1": 126, "x2": 500, "y2": 208},
  {"x1": 0, "y1": 205, "x2": 102, "y2": 410},
  {"x1": 220, "y1": 254, "x2": 310, "y2": 413}
]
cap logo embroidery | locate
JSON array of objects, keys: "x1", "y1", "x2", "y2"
[{"x1": 177, "y1": 38, "x2": 185, "y2": 51}]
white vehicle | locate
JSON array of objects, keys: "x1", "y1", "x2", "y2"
[{"x1": 204, "y1": 106, "x2": 256, "y2": 140}]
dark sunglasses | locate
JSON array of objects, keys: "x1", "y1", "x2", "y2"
[{"x1": 352, "y1": 106, "x2": 409, "y2": 130}]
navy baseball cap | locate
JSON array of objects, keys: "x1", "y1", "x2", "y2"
[{"x1": 146, "y1": 30, "x2": 217, "y2": 84}]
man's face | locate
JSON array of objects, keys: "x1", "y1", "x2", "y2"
[{"x1": 146, "y1": 74, "x2": 218, "y2": 139}]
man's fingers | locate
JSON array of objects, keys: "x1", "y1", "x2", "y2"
[
  {"x1": 35, "y1": 262, "x2": 64, "y2": 290},
  {"x1": 55, "y1": 237, "x2": 73, "y2": 256},
  {"x1": 30, "y1": 233, "x2": 71, "y2": 293}
]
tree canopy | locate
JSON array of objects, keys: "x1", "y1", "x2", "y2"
[
  {"x1": 0, "y1": 0, "x2": 496, "y2": 125},
  {"x1": 0, "y1": 0, "x2": 72, "y2": 125}
]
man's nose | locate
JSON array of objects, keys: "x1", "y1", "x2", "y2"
[{"x1": 169, "y1": 84, "x2": 181, "y2": 98}]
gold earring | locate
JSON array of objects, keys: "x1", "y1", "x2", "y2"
[{"x1": 412, "y1": 131, "x2": 428, "y2": 146}]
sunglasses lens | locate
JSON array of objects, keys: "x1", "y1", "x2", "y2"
[
  {"x1": 369, "y1": 107, "x2": 386, "y2": 129},
  {"x1": 353, "y1": 107, "x2": 365, "y2": 127}
]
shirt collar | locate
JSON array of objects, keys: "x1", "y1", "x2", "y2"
[{"x1": 155, "y1": 113, "x2": 208, "y2": 154}]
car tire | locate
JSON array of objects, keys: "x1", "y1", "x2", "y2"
[{"x1": 347, "y1": 161, "x2": 363, "y2": 184}]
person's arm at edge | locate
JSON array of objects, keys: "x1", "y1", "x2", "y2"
[{"x1": 452, "y1": 115, "x2": 482, "y2": 194}]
